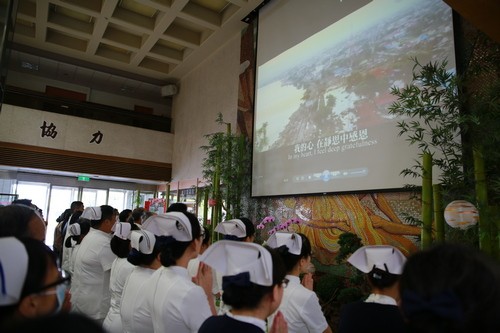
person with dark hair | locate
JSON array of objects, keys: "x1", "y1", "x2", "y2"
[
  {"x1": 267, "y1": 232, "x2": 331, "y2": 333},
  {"x1": 166, "y1": 202, "x2": 188, "y2": 213},
  {"x1": 121, "y1": 229, "x2": 166, "y2": 333},
  {"x1": 140, "y1": 212, "x2": 216, "y2": 332},
  {"x1": 215, "y1": 217, "x2": 256, "y2": 242},
  {"x1": 62, "y1": 217, "x2": 89, "y2": 275},
  {"x1": 71, "y1": 205, "x2": 117, "y2": 323},
  {"x1": 213, "y1": 218, "x2": 257, "y2": 313},
  {"x1": 104, "y1": 222, "x2": 140, "y2": 333},
  {"x1": 3, "y1": 312, "x2": 106, "y2": 333},
  {"x1": 338, "y1": 245, "x2": 406, "y2": 333},
  {"x1": 0, "y1": 204, "x2": 46, "y2": 241},
  {"x1": 400, "y1": 243, "x2": 500, "y2": 333},
  {"x1": 119, "y1": 209, "x2": 132, "y2": 223},
  {"x1": 198, "y1": 240, "x2": 288, "y2": 333},
  {"x1": 12, "y1": 199, "x2": 46, "y2": 226},
  {"x1": 0, "y1": 237, "x2": 71, "y2": 329},
  {"x1": 54, "y1": 201, "x2": 84, "y2": 259},
  {"x1": 130, "y1": 207, "x2": 145, "y2": 225}
]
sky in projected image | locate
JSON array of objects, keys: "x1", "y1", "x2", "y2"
[{"x1": 252, "y1": 0, "x2": 455, "y2": 196}]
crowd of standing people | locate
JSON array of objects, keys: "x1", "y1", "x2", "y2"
[{"x1": 1, "y1": 199, "x2": 499, "y2": 333}]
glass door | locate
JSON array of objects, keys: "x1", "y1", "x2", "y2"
[
  {"x1": 82, "y1": 188, "x2": 108, "y2": 207},
  {"x1": 46, "y1": 186, "x2": 80, "y2": 248}
]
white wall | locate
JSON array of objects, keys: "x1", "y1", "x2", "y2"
[
  {"x1": 171, "y1": 34, "x2": 241, "y2": 182},
  {"x1": 0, "y1": 104, "x2": 173, "y2": 163}
]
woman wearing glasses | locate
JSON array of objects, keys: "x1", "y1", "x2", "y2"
[{"x1": 0, "y1": 237, "x2": 70, "y2": 329}]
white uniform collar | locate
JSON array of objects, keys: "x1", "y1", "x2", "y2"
[
  {"x1": 169, "y1": 265, "x2": 190, "y2": 278},
  {"x1": 286, "y1": 274, "x2": 301, "y2": 285},
  {"x1": 227, "y1": 311, "x2": 266, "y2": 332},
  {"x1": 364, "y1": 293, "x2": 397, "y2": 305}
]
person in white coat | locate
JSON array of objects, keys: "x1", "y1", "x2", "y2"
[
  {"x1": 71, "y1": 206, "x2": 117, "y2": 323},
  {"x1": 103, "y1": 222, "x2": 138, "y2": 333},
  {"x1": 120, "y1": 229, "x2": 164, "y2": 333},
  {"x1": 267, "y1": 232, "x2": 332, "y2": 333},
  {"x1": 141, "y1": 211, "x2": 216, "y2": 333}
]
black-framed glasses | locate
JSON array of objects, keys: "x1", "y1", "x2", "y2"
[
  {"x1": 281, "y1": 277, "x2": 290, "y2": 288},
  {"x1": 32, "y1": 270, "x2": 71, "y2": 295}
]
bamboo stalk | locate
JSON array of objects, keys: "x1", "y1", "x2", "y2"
[
  {"x1": 433, "y1": 184, "x2": 445, "y2": 242},
  {"x1": 473, "y1": 147, "x2": 493, "y2": 255},
  {"x1": 421, "y1": 152, "x2": 433, "y2": 249},
  {"x1": 165, "y1": 183, "x2": 171, "y2": 209},
  {"x1": 203, "y1": 188, "x2": 209, "y2": 227},
  {"x1": 226, "y1": 123, "x2": 232, "y2": 219},
  {"x1": 212, "y1": 141, "x2": 222, "y2": 242}
]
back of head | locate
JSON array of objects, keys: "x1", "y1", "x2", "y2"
[
  {"x1": 240, "y1": 217, "x2": 255, "y2": 240},
  {"x1": 131, "y1": 208, "x2": 145, "y2": 223},
  {"x1": 3, "y1": 312, "x2": 106, "y2": 333},
  {"x1": 400, "y1": 244, "x2": 500, "y2": 333},
  {"x1": 348, "y1": 245, "x2": 406, "y2": 290},
  {"x1": 110, "y1": 222, "x2": 140, "y2": 258},
  {"x1": 222, "y1": 245, "x2": 286, "y2": 310},
  {"x1": 0, "y1": 205, "x2": 40, "y2": 239},
  {"x1": 159, "y1": 211, "x2": 201, "y2": 267},
  {"x1": 118, "y1": 209, "x2": 132, "y2": 223},
  {"x1": 70, "y1": 201, "x2": 84, "y2": 212},
  {"x1": 166, "y1": 202, "x2": 188, "y2": 213},
  {"x1": 273, "y1": 233, "x2": 312, "y2": 272}
]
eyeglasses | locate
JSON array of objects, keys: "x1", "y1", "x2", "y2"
[
  {"x1": 281, "y1": 278, "x2": 290, "y2": 288},
  {"x1": 32, "y1": 270, "x2": 71, "y2": 295}
]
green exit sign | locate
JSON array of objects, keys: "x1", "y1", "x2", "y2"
[{"x1": 77, "y1": 175, "x2": 90, "y2": 182}]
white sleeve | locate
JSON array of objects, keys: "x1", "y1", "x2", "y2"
[
  {"x1": 182, "y1": 286, "x2": 212, "y2": 332},
  {"x1": 100, "y1": 243, "x2": 116, "y2": 271},
  {"x1": 302, "y1": 293, "x2": 329, "y2": 333}
]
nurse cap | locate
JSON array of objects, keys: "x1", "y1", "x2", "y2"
[
  {"x1": 0, "y1": 237, "x2": 29, "y2": 306},
  {"x1": 214, "y1": 219, "x2": 246, "y2": 238},
  {"x1": 142, "y1": 212, "x2": 192, "y2": 241},
  {"x1": 267, "y1": 232, "x2": 302, "y2": 255},
  {"x1": 68, "y1": 223, "x2": 81, "y2": 236},
  {"x1": 81, "y1": 206, "x2": 102, "y2": 220},
  {"x1": 348, "y1": 245, "x2": 406, "y2": 275},
  {"x1": 130, "y1": 230, "x2": 156, "y2": 254},
  {"x1": 200, "y1": 240, "x2": 273, "y2": 286},
  {"x1": 112, "y1": 222, "x2": 132, "y2": 240}
]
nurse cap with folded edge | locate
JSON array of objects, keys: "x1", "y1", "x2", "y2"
[
  {"x1": 200, "y1": 240, "x2": 273, "y2": 286},
  {"x1": 214, "y1": 219, "x2": 247, "y2": 238},
  {"x1": 141, "y1": 212, "x2": 192, "y2": 241},
  {"x1": 130, "y1": 230, "x2": 156, "y2": 254},
  {"x1": 266, "y1": 232, "x2": 302, "y2": 255},
  {"x1": 81, "y1": 206, "x2": 102, "y2": 220},
  {"x1": 348, "y1": 245, "x2": 406, "y2": 275},
  {"x1": 112, "y1": 222, "x2": 132, "y2": 240},
  {"x1": 0, "y1": 237, "x2": 29, "y2": 306}
]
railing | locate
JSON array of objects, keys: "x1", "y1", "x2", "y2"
[{"x1": 3, "y1": 87, "x2": 171, "y2": 133}]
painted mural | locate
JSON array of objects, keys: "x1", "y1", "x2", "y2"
[{"x1": 257, "y1": 193, "x2": 420, "y2": 265}]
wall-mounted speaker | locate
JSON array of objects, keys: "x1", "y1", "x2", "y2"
[{"x1": 161, "y1": 84, "x2": 178, "y2": 97}]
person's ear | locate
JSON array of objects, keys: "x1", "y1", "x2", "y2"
[{"x1": 17, "y1": 295, "x2": 39, "y2": 318}]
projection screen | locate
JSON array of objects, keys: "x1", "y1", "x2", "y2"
[{"x1": 252, "y1": 0, "x2": 456, "y2": 197}]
